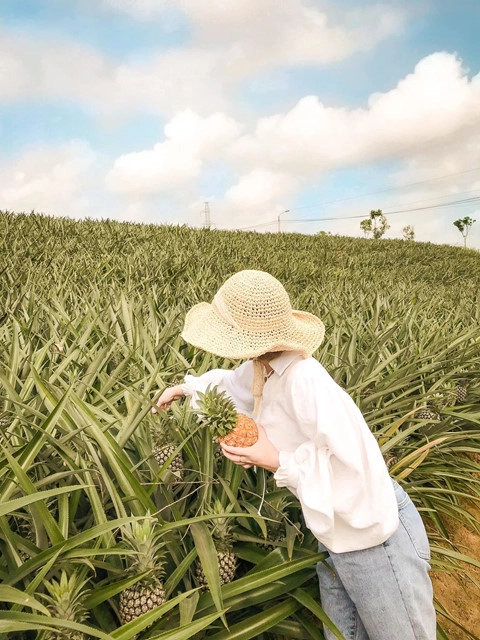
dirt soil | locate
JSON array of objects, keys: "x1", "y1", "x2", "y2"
[{"x1": 430, "y1": 500, "x2": 480, "y2": 639}]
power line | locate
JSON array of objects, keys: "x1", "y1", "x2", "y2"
[
  {"x1": 237, "y1": 195, "x2": 480, "y2": 231},
  {"x1": 291, "y1": 166, "x2": 480, "y2": 212},
  {"x1": 282, "y1": 196, "x2": 480, "y2": 225},
  {"x1": 230, "y1": 166, "x2": 480, "y2": 231}
]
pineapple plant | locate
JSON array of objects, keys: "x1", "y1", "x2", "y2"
[
  {"x1": 260, "y1": 494, "x2": 291, "y2": 551},
  {"x1": 119, "y1": 516, "x2": 167, "y2": 624},
  {"x1": 195, "y1": 500, "x2": 237, "y2": 589},
  {"x1": 151, "y1": 419, "x2": 184, "y2": 482},
  {"x1": 439, "y1": 382, "x2": 468, "y2": 407},
  {"x1": 41, "y1": 571, "x2": 89, "y2": 640},
  {"x1": 196, "y1": 386, "x2": 258, "y2": 447}
]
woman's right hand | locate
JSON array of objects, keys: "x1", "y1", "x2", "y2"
[{"x1": 152, "y1": 385, "x2": 185, "y2": 413}]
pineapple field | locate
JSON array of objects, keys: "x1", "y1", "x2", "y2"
[{"x1": 1, "y1": 209, "x2": 480, "y2": 640}]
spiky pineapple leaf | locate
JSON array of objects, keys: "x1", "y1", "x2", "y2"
[
  {"x1": 147, "y1": 611, "x2": 226, "y2": 640},
  {"x1": 0, "y1": 611, "x2": 114, "y2": 639},
  {"x1": 0, "y1": 484, "x2": 91, "y2": 519},
  {"x1": 0, "y1": 586, "x2": 49, "y2": 614},
  {"x1": 206, "y1": 598, "x2": 301, "y2": 640},
  {"x1": 190, "y1": 521, "x2": 226, "y2": 625},
  {"x1": 291, "y1": 587, "x2": 345, "y2": 639}
]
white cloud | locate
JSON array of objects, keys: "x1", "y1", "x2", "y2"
[
  {"x1": 224, "y1": 169, "x2": 295, "y2": 210},
  {"x1": 231, "y1": 53, "x2": 480, "y2": 175},
  {"x1": 102, "y1": 0, "x2": 406, "y2": 78},
  {"x1": 105, "y1": 110, "x2": 242, "y2": 194},
  {"x1": 0, "y1": 2, "x2": 407, "y2": 117},
  {"x1": 0, "y1": 27, "x2": 227, "y2": 117},
  {"x1": 0, "y1": 141, "x2": 101, "y2": 218},
  {"x1": 102, "y1": 0, "x2": 170, "y2": 19}
]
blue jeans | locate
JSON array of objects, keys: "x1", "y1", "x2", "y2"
[{"x1": 316, "y1": 479, "x2": 436, "y2": 640}]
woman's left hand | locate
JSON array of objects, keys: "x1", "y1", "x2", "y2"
[{"x1": 220, "y1": 423, "x2": 280, "y2": 472}]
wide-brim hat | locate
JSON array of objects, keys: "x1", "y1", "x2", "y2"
[{"x1": 181, "y1": 270, "x2": 325, "y2": 359}]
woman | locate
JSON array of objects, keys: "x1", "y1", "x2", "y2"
[{"x1": 154, "y1": 269, "x2": 436, "y2": 640}]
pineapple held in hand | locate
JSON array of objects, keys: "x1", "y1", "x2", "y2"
[{"x1": 197, "y1": 386, "x2": 258, "y2": 447}]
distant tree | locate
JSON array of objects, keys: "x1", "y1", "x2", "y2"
[
  {"x1": 453, "y1": 216, "x2": 476, "y2": 248},
  {"x1": 402, "y1": 225, "x2": 415, "y2": 241},
  {"x1": 360, "y1": 209, "x2": 390, "y2": 239},
  {"x1": 360, "y1": 218, "x2": 372, "y2": 238}
]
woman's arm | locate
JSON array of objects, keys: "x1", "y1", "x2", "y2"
[{"x1": 152, "y1": 385, "x2": 184, "y2": 413}]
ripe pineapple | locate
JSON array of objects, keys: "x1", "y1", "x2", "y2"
[
  {"x1": 41, "y1": 571, "x2": 89, "y2": 640},
  {"x1": 119, "y1": 516, "x2": 167, "y2": 624},
  {"x1": 195, "y1": 500, "x2": 237, "y2": 589},
  {"x1": 196, "y1": 386, "x2": 258, "y2": 447}
]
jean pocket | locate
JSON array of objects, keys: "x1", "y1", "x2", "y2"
[{"x1": 398, "y1": 499, "x2": 431, "y2": 561}]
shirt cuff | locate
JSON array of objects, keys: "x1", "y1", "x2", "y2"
[{"x1": 273, "y1": 451, "x2": 300, "y2": 489}]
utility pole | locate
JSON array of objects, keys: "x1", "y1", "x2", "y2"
[
  {"x1": 202, "y1": 201, "x2": 211, "y2": 229},
  {"x1": 277, "y1": 209, "x2": 290, "y2": 232}
]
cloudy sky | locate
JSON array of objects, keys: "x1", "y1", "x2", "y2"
[{"x1": 1, "y1": 0, "x2": 480, "y2": 248}]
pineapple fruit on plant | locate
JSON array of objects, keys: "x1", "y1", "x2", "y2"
[
  {"x1": 196, "y1": 386, "x2": 258, "y2": 447},
  {"x1": 441, "y1": 382, "x2": 468, "y2": 406},
  {"x1": 415, "y1": 406, "x2": 441, "y2": 422},
  {"x1": 119, "y1": 516, "x2": 167, "y2": 624},
  {"x1": 260, "y1": 494, "x2": 292, "y2": 551},
  {"x1": 41, "y1": 571, "x2": 89, "y2": 640},
  {"x1": 151, "y1": 419, "x2": 184, "y2": 482},
  {"x1": 195, "y1": 500, "x2": 237, "y2": 589}
]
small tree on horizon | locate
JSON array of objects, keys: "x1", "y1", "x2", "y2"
[
  {"x1": 453, "y1": 216, "x2": 476, "y2": 248},
  {"x1": 360, "y1": 209, "x2": 390, "y2": 239},
  {"x1": 402, "y1": 225, "x2": 415, "y2": 241}
]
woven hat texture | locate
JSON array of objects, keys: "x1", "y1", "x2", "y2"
[{"x1": 181, "y1": 270, "x2": 325, "y2": 359}]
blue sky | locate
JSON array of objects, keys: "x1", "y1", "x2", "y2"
[{"x1": 1, "y1": 0, "x2": 479, "y2": 247}]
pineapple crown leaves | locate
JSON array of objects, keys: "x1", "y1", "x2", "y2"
[
  {"x1": 151, "y1": 413, "x2": 181, "y2": 447},
  {"x1": 204, "y1": 499, "x2": 237, "y2": 546},
  {"x1": 41, "y1": 571, "x2": 90, "y2": 622},
  {"x1": 196, "y1": 385, "x2": 238, "y2": 438},
  {"x1": 262, "y1": 494, "x2": 293, "y2": 524},
  {"x1": 121, "y1": 515, "x2": 166, "y2": 577}
]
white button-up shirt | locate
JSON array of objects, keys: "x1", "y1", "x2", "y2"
[{"x1": 182, "y1": 351, "x2": 399, "y2": 553}]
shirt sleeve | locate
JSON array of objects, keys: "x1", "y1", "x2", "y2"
[
  {"x1": 182, "y1": 361, "x2": 255, "y2": 415},
  {"x1": 273, "y1": 365, "x2": 397, "y2": 551}
]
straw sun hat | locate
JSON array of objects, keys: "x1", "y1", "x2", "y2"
[{"x1": 181, "y1": 270, "x2": 325, "y2": 360}]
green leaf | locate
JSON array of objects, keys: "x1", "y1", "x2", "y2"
[
  {"x1": 148, "y1": 611, "x2": 225, "y2": 640},
  {"x1": 207, "y1": 598, "x2": 300, "y2": 640},
  {"x1": 0, "y1": 611, "x2": 114, "y2": 639},
  {"x1": 0, "y1": 483, "x2": 90, "y2": 518},
  {"x1": 0, "y1": 586, "x2": 49, "y2": 615},
  {"x1": 291, "y1": 587, "x2": 345, "y2": 639},
  {"x1": 190, "y1": 521, "x2": 225, "y2": 624}
]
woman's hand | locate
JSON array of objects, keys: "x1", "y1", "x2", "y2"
[
  {"x1": 152, "y1": 385, "x2": 184, "y2": 413},
  {"x1": 220, "y1": 423, "x2": 280, "y2": 472}
]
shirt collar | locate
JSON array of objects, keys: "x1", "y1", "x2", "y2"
[{"x1": 269, "y1": 351, "x2": 304, "y2": 376}]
